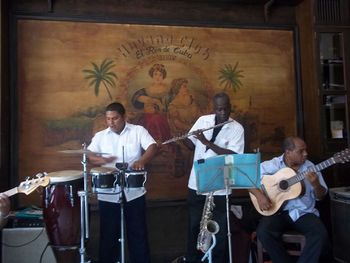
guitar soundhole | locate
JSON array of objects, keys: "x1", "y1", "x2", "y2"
[{"x1": 279, "y1": 180, "x2": 289, "y2": 191}]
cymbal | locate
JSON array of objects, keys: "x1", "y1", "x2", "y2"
[{"x1": 58, "y1": 149, "x2": 108, "y2": 155}]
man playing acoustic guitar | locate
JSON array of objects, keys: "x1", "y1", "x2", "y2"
[{"x1": 250, "y1": 136, "x2": 331, "y2": 263}]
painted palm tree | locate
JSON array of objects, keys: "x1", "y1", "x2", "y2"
[
  {"x1": 218, "y1": 62, "x2": 244, "y2": 92},
  {"x1": 82, "y1": 58, "x2": 118, "y2": 101}
]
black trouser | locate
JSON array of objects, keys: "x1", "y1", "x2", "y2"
[
  {"x1": 185, "y1": 189, "x2": 228, "y2": 263},
  {"x1": 98, "y1": 196, "x2": 150, "y2": 263},
  {"x1": 256, "y1": 211, "x2": 331, "y2": 263}
]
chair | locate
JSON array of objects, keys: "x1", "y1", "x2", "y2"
[{"x1": 256, "y1": 231, "x2": 306, "y2": 263}]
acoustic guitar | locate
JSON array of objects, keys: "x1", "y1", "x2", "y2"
[
  {"x1": 0, "y1": 174, "x2": 49, "y2": 226},
  {"x1": 249, "y1": 149, "x2": 350, "y2": 216}
]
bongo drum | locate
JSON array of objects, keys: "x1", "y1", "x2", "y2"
[
  {"x1": 43, "y1": 170, "x2": 83, "y2": 263},
  {"x1": 125, "y1": 170, "x2": 147, "y2": 188},
  {"x1": 90, "y1": 167, "x2": 119, "y2": 193}
]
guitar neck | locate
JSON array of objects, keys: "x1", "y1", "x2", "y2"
[
  {"x1": 2, "y1": 187, "x2": 18, "y2": 197},
  {"x1": 292, "y1": 157, "x2": 336, "y2": 184}
]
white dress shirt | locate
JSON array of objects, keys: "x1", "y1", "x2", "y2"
[
  {"x1": 88, "y1": 122, "x2": 156, "y2": 203},
  {"x1": 188, "y1": 114, "x2": 245, "y2": 195}
]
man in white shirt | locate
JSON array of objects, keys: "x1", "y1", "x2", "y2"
[
  {"x1": 182, "y1": 92, "x2": 245, "y2": 263},
  {"x1": 88, "y1": 102, "x2": 157, "y2": 263}
]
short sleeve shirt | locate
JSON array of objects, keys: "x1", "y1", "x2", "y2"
[
  {"x1": 88, "y1": 122, "x2": 156, "y2": 203},
  {"x1": 188, "y1": 114, "x2": 245, "y2": 195}
]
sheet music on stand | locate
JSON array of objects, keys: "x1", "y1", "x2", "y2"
[{"x1": 195, "y1": 153, "x2": 261, "y2": 194}]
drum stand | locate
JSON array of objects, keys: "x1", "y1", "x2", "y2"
[
  {"x1": 78, "y1": 143, "x2": 91, "y2": 263},
  {"x1": 116, "y1": 162, "x2": 128, "y2": 263}
]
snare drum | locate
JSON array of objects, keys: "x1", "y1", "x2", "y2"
[
  {"x1": 43, "y1": 170, "x2": 83, "y2": 263},
  {"x1": 125, "y1": 170, "x2": 147, "y2": 188},
  {"x1": 90, "y1": 167, "x2": 118, "y2": 193}
]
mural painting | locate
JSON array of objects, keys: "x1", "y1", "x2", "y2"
[{"x1": 16, "y1": 20, "x2": 297, "y2": 205}]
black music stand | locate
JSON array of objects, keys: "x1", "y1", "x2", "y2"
[{"x1": 194, "y1": 153, "x2": 261, "y2": 263}]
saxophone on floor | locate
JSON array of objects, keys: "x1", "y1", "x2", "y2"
[{"x1": 197, "y1": 192, "x2": 220, "y2": 252}]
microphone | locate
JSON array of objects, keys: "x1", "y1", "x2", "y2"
[{"x1": 115, "y1": 162, "x2": 128, "y2": 170}]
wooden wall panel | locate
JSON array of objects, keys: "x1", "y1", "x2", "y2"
[{"x1": 3, "y1": 0, "x2": 303, "y2": 206}]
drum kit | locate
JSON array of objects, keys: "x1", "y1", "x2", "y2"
[{"x1": 42, "y1": 144, "x2": 147, "y2": 263}]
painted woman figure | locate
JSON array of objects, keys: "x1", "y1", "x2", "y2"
[
  {"x1": 167, "y1": 78, "x2": 203, "y2": 175},
  {"x1": 168, "y1": 78, "x2": 202, "y2": 135},
  {"x1": 131, "y1": 63, "x2": 171, "y2": 142}
]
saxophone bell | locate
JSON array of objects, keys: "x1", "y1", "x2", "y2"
[{"x1": 205, "y1": 220, "x2": 219, "y2": 235}]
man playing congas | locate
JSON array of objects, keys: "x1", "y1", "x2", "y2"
[{"x1": 87, "y1": 102, "x2": 157, "y2": 263}]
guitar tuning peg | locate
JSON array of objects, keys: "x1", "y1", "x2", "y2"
[
  {"x1": 36, "y1": 172, "x2": 44, "y2": 178},
  {"x1": 25, "y1": 176, "x2": 31, "y2": 181}
]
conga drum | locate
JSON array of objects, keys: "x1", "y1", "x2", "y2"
[{"x1": 43, "y1": 170, "x2": 83, "y2": 263}]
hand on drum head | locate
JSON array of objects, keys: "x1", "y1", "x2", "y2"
[
  {"x1": 103, "y1": 156, "x2": 117, "y2": 163},
  {"x1": 88, "y1": 154, "x2": 117, "y2": 166},
  {"x1": 130, "y1": 160, "x2": 146, "y2": 171}
]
